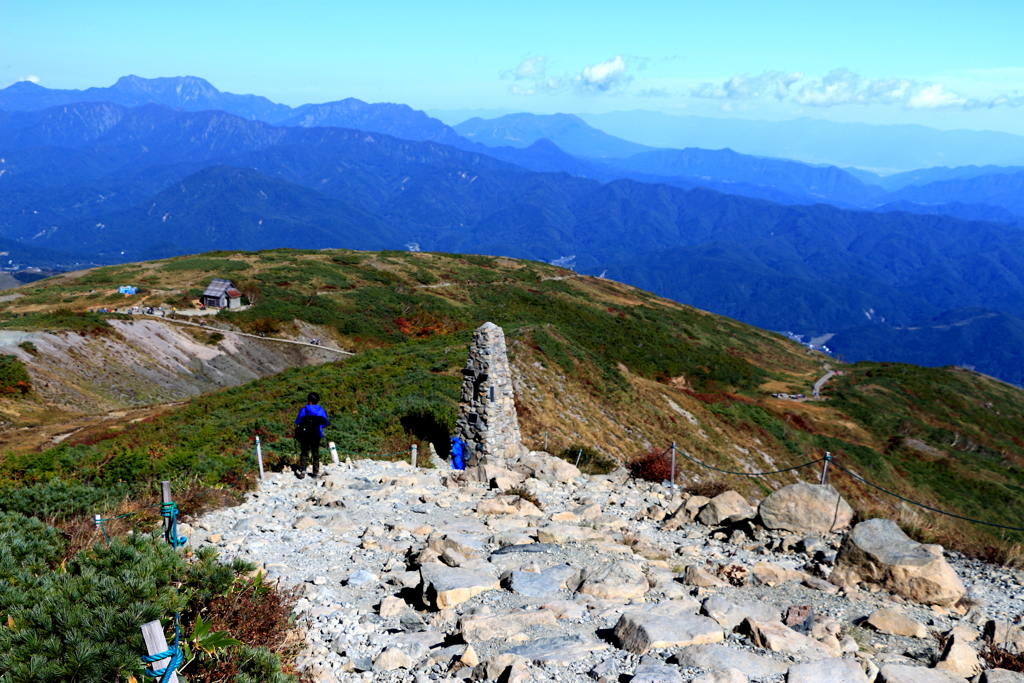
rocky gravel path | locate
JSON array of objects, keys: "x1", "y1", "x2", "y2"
[{"x1": 185, "y1": 455, "x2": 1024, "y2": 683}]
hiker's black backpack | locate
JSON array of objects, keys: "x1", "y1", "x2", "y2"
[{"x1": 295, "y1": 414, "x2": 323, "y2": 443}]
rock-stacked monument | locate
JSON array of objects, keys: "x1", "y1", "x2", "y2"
[{"x1": 455, "y1": 322, "x2": 523, "y2": 466}]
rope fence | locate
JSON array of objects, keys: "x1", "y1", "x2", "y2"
[{"x1": 666, "y1": 444, "x2": 1024, "y2": 534}]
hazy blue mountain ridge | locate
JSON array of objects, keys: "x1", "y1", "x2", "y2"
[
  {"x1": 874, "y1": 200, "x2": 1021, "y2": 225},
  {"x1": 453, "y1": 112, "x2": 653, "y2": 158},
  {"x1": 277, "y1": 98, "x2": 467, "y2": 145},
  {"x1": 0, "y1": 75, "x2": 294, "y2": 121},
  {"x1": 4, "y1": 85, "x2": 1024, "y2": 383},
  {"x1": 448, "y1": 112, "x2": 1024, "y2": 217},
  {"x1": 887, "y1": 170, "x2": 1024, "y2": 216},
  {"x1": 579, "y1": 111, "x2": 1024, "y2": 171},
  {"x1": 875, "y1": 164, "x2": 1024, "y2": 191},
  {"x1": 6, "y1": 79, "x2": 1024, "y2": 222}
]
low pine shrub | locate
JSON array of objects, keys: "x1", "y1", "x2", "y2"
[
  {"x1": 0, "y1": 355, "x2": 31, "y2": 395},
  {"x1": 0, "y1": 479, "x2": 131, "y2": 521},
  {"x1": 0, "y1": 517, "x2": 298, "y2": 683}
]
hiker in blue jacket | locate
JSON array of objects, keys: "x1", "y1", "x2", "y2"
[
  {"x1": 294, "y1": 392, "x2": 330, "y2": 479},
  {"x1": 449, "y1": 435, "x2": 466, "y2": 470}
]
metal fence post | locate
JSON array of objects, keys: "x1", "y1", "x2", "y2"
[
  {"x1": 820, "y1": 452, "x2": 831, "y2": 485},
  {"x1": 544, "y1": 431, "x2": 548, "y2": 451},
  {"x1": 670, "y1": 442, "x2": 677, "y2": 494},
  {"x1": 411, "y1": 444, "x2": 418, "y2": 468},
  {"x1": 575, "y1": 449, "x2": 583, "y2": 468},
  {"x1": 255, "y1": 437, "x2": 265, "y2": 480}
]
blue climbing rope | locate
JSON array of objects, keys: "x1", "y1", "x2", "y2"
[
  {"x1": 141, "y1": 615, "x2": 184, "y2": 683},
  {"x1": 94, "y1": 503, "x2": 163, "y2": 547},
  {"x1": 160, "y1": 501, "x2": 188, "y2": 548}
]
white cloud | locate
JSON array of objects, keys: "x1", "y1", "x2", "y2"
[
  {"x1": 691, "y1": 70, "x2": 804, "y2": 100},
  {"x1": 17, "y1": 75, "x2": 40, "y2": 84},
  {"x1": 573, "y1": 56, "x2": 630, "y2": 94},
  {"x1": 794, "y1": 69, "x2": 916, "y2": 106},
  {"x1": 501, "y1": 56, "x2": 548, "y2": 81},
  {"x1": 503, "y1": 55, "x2": 633, "y2": 96},
  {"x1": 692, "y1": 67, "x2": 1024, "y2": 111},
  {"x1": 905, "y1": 83, "x2": 969, "y2": 109},
  {"x1": 980, "y1": 92, "x2": 1024, "y2": 108}
]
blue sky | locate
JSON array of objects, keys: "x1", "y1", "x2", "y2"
[{"x1": 3, "y1": 0, "x2": 1023, "y2": 133}]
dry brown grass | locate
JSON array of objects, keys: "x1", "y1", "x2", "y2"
[{"x1": 50, "y1": 481, "x2": 247, "y2": 558}]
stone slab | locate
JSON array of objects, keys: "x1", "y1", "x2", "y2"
[{"x1": 615, "y1": 602, "x2": 724, "y2": 654}]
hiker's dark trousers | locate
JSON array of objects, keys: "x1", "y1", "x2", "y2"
[{"x1": 298, "y1": 439, "x2": 321, "y2": 475}]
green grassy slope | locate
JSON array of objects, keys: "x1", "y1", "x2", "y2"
[{"x1": 2, "y1": 248, "x2": 1024, "y2": 556}]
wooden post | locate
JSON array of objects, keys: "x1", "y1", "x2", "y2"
[
  {"x1": 161, "y1": 481, "x2": 172, "y2": 539},
  {"x1": 411, "y1": 444, "x2": 418, "y2": 468},
  {"x1": 670, "y1": 442, "x2": 677, "y2": 494},
  {"x1": 329, "y1": 441, "x2": 339, "y2": 465},
  {"x1": 255, "y1": 437, "x2": 265, "y2": 480},
  {"x1": 141, "y1": 620, "x2": 179, "y2": 683}
]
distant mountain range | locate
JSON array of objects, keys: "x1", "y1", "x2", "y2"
[
  {"x1": 578, "y1": 110, "x2": 1024, "y2": 173},
  {"x1": 446, "y1": 110, "x2": 1024, "y2": 222},
  {"x1": 2, "y1": 76, "x2": 1024, "y2": 384},
  {"x1": 0, "y1": 75, "x2": 294, "y2": 121},
  {"x1": 454, "y1": 113, "x2": 653, "y2": 158},
  {"x1": 3, "y1": 78, "x2": 1023, "y2": 222}
]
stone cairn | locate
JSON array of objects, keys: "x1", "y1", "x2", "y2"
[{"x1": 454, "y1": 322, "x2": 523, "y2": 466}]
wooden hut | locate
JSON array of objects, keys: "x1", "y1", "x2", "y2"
[{"x1": 201, "y1": 279, "x2": 235, "y2": 308}]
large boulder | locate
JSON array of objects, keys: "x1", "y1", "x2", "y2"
[
  {"x1": 696, "y1": 491, "x2": 756, "y2": 526},
  {"x1": 935, "y1": 633, "x2": 983, "y2": 678},
  {"x1": 758, "y1": 483, "x2": 854, "y2": 533},
  {"x1": 830, "y1": 519, "x2": 965, "y2": 606},
  {"x1": 614, "y1": 602, "x2": 724, "y2": 654},
  {"x1": 700, "y1": 595, "x2": 782, "y2": 631},
  {"x1": 420, "y1": 564, "x2": 500, "y2": 610},
  {"x1": 506, "y1": 635, "x2": 610, "y2": 666},
  {"x1": 459, "y1": 609, "x2": 558, "y2": 642},
  {"x1": 877, "y1": 664, "x2": 965, "y2": 683},
  {"x1": 459, "y1": 464, "x2": 527, "y2": 486},
  {"x1": 738, "y1": 618, "x2": 831, "y2": 660},
  {"x1": 865, "y1": 608, "x2": 928, "y2": 638},
  {"x1": 981, "y1": 671, "x2": 1024, "y2": 683},
  {"x1": 513, "y1": 453, "x2": 582, "y2": 482},
  {"x1": 576, "y1": 561, "x2": 649, "y2": 600},
  {"x1": 671, "y1": 644, "x2": 788, "y2": 678},
  {"x1": 788, "y1": 658, "x2": 869, "y2": 683}
]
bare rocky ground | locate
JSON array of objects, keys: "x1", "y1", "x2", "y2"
[
  {"x1": 186, "y1": 454, "x2": 1024, "y2": 683},
  {"x1": 0, "y1": 317, "x2": 340, "y2": 415}
]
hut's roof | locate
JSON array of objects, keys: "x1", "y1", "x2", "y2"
[{"x1": 202, "y1": 279, "x2": 233, "y2": 297}]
